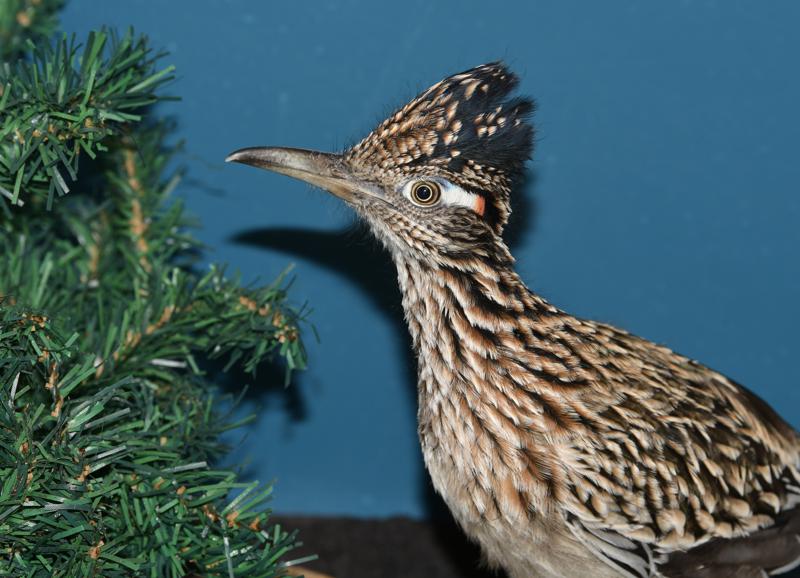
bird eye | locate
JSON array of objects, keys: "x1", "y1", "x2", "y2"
[{"x1": 409, "y1": 181, "x2": 441, "y2": 207}]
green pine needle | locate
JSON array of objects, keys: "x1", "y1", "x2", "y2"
[
  {"x1": 0, "y1": 7, "x2": 313, "y2": 577},
  {"x1": 0, "y1": 27, "x2": 175, "y2": 208},
  {"x1": 0, "y1": 0, "x2": 64, "y2": 62}
]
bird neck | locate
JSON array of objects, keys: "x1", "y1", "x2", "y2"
[
  {"x1": 391, "y1": 239, "x2": 592, "y2": 514},
  {"x1": 391, "y1": 239, "x2": 566, "y2": 399},
  {"x1": 390, "y1": 235, "x2": 595, "y2": 515}
]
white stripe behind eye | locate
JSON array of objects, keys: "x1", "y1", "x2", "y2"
[{"x1": 440, "y1": 180, "x2": 479, "y2": 209}]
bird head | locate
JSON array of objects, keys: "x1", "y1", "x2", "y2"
[{"x1": 227, "y1": 62, "x2": 534, "y2": 262}]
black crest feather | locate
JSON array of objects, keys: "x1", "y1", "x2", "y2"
[{"x1": 347, "y1": 62, "x2": 535, "y2": 233}]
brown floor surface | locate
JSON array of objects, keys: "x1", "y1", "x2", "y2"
[
  {"x1": 273, "y1": 516, "x2": 800, "y2": 578},
  {"x1": 273, "y1": 515, "x2": 502, "y2": 578}
]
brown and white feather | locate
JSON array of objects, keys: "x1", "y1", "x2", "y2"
[
  {"x1": 234, "y1": 62, "x2": 800, "y2": 578},
  {"x1": 348, "y1": 64, "x2": 800, "y2": 578}
]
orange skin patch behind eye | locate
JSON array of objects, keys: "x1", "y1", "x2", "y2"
[{"x1": 474, "y1": 195, "x2": 486, "y2": 216}]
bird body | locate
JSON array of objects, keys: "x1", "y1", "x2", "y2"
[
  {"x1": 397, "y1": 246, "x2": 800, "y2": 577},
  {"x1": 228, "y1": 63, "x2": 800, "y2": 578}
]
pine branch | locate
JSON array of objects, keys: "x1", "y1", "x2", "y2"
[
  {"x1": 0, "y1": 28, "x2": 174, "y2": 209},
  {"x1": 0, "y1": 0, "x2": 64, "y2": 61},
  {"x1": 0, "y1": 14, "x2": 313, "y2": 576},
  {"x1": 0, "y1": 122, "x2": 308, "y2": 384},
  {"x1": 0, "y1": 310, "x2": 303, "y2": 577},
  {"x1": 0, "y1": 114, "x2": 310, "y2": 578}
]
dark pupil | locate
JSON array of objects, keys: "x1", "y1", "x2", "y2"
[{"x1": 416, "y1": 185, "x2": 432, "y2": 201}]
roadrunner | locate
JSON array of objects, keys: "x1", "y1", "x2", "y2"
[{"x1": 227, "y1": 63, "x2": 800, "y2": 578}]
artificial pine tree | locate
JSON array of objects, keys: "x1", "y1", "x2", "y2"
[{"x1": 0, "y1": 2, "x2": 312, "y2": 575}]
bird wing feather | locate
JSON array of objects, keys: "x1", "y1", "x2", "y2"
[
  {"x1": 565, "y1": 505, "x2": 800, "y2": 577},
  {"x1": 661, "y1": 504, "x2": 800, "y2": 576},
  {"x1": 549, "y1": 318, "x2": 800, "y2": 577},
  {"x1": 564, "y1": 513, "x2": 659, "y2": 578}
]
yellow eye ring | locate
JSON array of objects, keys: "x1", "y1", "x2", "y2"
[{"x1": 410, "y1": 181, "x2": 441, "y2": 206}]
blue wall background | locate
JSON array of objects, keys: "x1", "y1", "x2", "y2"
[{"x1": 62, "y1": 1, "x2": 800, "y2": 519}]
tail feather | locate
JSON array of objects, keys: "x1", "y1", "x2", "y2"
[{"x1": 663, "y1": 507, "x2": 800, "y2": 577}]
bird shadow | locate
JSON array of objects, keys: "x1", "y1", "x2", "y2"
[
  {"x1": 197, "y1": 351, "x2": 310, "y2": 483},
  {"x1": 229, "y1": 169, "x2": 537, "y2": 576},
  {"x1": 202, "y1": 355, "x2": 309, "y2": 421},
  {"x1": 231, "y1": 220, "x2": 417, "y2": 406}
]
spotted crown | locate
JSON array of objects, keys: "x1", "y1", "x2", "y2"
[{"x1": 346, "y1": 62, "x2": 534, "y2": 234}]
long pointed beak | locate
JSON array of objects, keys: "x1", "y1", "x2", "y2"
[{"x1": 225, "y1": 146, "x2": 376, "y2": 203}]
